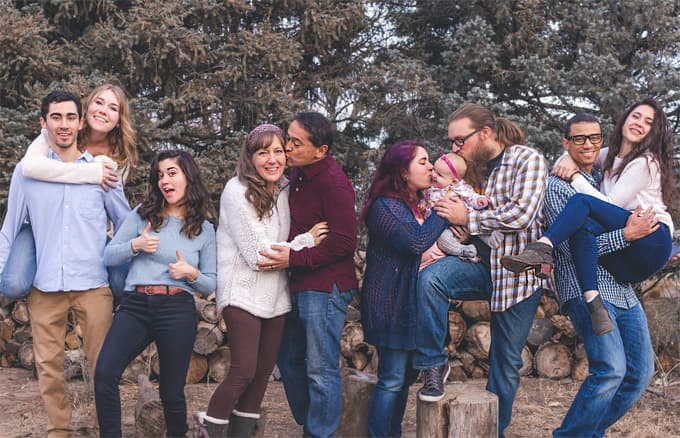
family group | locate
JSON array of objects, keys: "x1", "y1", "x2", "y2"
[{"x1": 0, "y1": 84, "x2": 675, "y2": 438}]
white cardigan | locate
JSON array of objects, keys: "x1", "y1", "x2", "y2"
[{"x1": 216, "y1": 177, "x2": 314, "y2": 318}]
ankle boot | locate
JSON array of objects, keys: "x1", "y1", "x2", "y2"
[
  {"x1": 228, "y1": 410, "x2": 259, "y2": 438},
  {"x1": 587, "y1": 295, "x2": 614, "y2": 336},
  {"x1": 501, "y1": 241, "x2": 554, "y2": 278},
  {"x1": 194, "y1": 412, "x2": 229, "y2": 438}
]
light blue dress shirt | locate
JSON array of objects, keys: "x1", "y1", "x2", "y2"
[{"x1": 0, "y1": 150, "x2": 130, "y2": 292}]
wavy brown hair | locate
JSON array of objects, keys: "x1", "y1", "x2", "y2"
[
  {"x1": 604, "y1": 97, "x2": 676, "y2": 209},
  {"x1": 237, "y1": 124, "x2": 286, "y2": 220},
  {"x1": 80, "y1": 83, "x2": 139, "y2": 179},
  {"x1": 138, "y1": 150, "x2": 212, "y2": 238}
]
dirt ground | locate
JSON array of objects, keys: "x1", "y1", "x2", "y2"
[{"x1": 1, "y1": 367, "x2": 679, "y2": 437}]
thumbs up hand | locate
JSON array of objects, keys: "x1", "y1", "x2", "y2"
[
  {"x1": 131, "y1": 222, "x2": 160, "y2": 254},
  {"x1": 168, "y1": 249, "x2": 199, "y2": 281}
]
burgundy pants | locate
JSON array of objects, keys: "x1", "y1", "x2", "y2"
[{"x1": 206, "y1": 306, "x2": 286, "y2": 418}]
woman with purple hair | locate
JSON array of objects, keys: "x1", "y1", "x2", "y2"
[{"x1": 360, "y1": 140, "x2": 450, "y2": 437}]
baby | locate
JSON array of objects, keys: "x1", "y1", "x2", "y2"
[{"x1": 426, "y1": 153, "x2": 503, "y2": 261}]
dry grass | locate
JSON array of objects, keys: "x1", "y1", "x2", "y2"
[{"x1": 1, "y1": 367, "x2": 679, "y2": 437}]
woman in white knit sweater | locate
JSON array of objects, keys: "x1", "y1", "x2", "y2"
[{"x1": 196, "y1": 124, "x2": 326, "y2": 437}]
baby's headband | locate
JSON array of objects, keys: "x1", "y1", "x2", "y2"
[{"x1": 440, "y1": 154, "x2": 460, "y2": 180}]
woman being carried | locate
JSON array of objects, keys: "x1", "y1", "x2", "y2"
[
  {"x1": 194, "y1": 124, "x2": 326, "y2": 438},
  {"x1": 0, "y1": 83, "x2": 137, "y2": 300},
  {"x1": 502, "y1": 97, "x2": 675, "y2": 335},
  {"x1": 94, "y1": 150, "x2": 216, "y2": 437}
]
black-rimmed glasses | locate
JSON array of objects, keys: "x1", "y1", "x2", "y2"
[
  {"x1": 564, "y1": 133, "x2": 604, "y2": 145},
  {"x1": 450, "y1": 128, "x2": 480, "y2": 147}
]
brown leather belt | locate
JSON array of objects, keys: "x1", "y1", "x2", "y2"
[{"x1": 135, "y1": 285, "x2": 186, "y2": 296}]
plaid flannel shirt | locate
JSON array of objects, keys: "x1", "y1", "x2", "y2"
[
  {"x1": 468, "y1": 145, "x2": 548, "y2": 312},
  {"x1": 543, "y1": 171, "x2": 638, "y2": 309}
]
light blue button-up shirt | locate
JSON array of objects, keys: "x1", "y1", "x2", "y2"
[{"x1": 0, "y1": 150, "x2": 130, "y2": 292}]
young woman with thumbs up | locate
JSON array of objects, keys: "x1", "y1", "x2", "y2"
[{"x1": 94, "y1": 149, "x2": 217, "y2": 437}]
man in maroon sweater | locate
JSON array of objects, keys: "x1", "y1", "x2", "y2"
[{"x1": 258, "y1": 112, "x2": 358, "y2": 438}]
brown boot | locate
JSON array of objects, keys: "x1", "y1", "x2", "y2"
[
  {"x1": 587, "y1": 295, "x2": 614, "y2": 336},
  {"x1": 501, "y1": 241, "x2": 554, "y2": 278}
]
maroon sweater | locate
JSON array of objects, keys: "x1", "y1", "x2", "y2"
[{"x1": 288, "y1": 154, "x2": 358, "y2": 293}]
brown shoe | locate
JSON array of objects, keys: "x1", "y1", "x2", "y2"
[
  {"x1": 587, "y1": 295, "x2": 614, "y2": 336},
  {"x1": 501, "y1": 241, "x2": 554, "y2": 278}
]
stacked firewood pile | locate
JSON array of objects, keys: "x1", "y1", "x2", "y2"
[{"x1": 1, "y1": 264, "x2": 678, "y2": 387}]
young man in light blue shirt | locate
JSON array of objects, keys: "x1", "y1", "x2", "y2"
[{"x1": 0, "y1": 91, "x2": 130, "y2": 438}]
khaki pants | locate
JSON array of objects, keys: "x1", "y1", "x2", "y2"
[{"x1": 28, "y1": 287, "x2": 113, "y2": 438}]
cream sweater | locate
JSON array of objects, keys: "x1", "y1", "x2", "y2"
[
  {"x1": 216, "y1": 177, "x2": 314, "y2": 318},
  {"x1": 22, "y1": 130, "x2": 127, "y2": 183},
  {"x1": 571, "y1": 148, "x2": 674, "y2": 235}
]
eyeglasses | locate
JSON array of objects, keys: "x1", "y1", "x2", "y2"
[
  {"x1": 450, "y1": 128, "x2": 480, "y2": 147},
  {"x1": 564, "y1": 133, "x2": 604, "y2": 145}
]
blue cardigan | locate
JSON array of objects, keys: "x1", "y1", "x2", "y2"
[{"x1": 361, "y1": 196, "x2": 448, "y2": 350}]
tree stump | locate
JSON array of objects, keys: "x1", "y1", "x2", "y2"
[
  {"x1": 460, "y1": 300, "x2": 490, "y2": 322},
  {"x1": 337, "y1": 368, "x2": 377, "y2": 438},
  {"x1": 416, "y1": 381, "x2": 498, "y2": 438},
  {"x1": 195, "y1": 297, "x2": 219, "y2": 324},
  {"x1": 519, "y1": 346, "x2": 534, "y2": 376},
  {"x1": 534, "y1": 342, "x2": 572, "y2": 379},
  {"x1": 135, "y1": 374, "x2": 166, "y2": 438},
  {"x1": 18, "y1": 342, "x2": 34, "y2": 370}
]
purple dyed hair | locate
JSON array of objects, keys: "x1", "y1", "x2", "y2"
[{"x1": 361, "y1": 139, "x2": 427, "y2": 222}]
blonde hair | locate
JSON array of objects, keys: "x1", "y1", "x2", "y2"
[{"x1": 80, "y1": 83, "x2": 138, "y2": 178}]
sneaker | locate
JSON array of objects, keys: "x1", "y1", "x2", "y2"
[
  {"x1": 586, "y1": 295, "x2": 614, "y2": 336},
  {"x1": 418, "y1": 363, "x2": 451, "y2": 402}
]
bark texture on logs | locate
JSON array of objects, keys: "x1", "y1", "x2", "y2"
[
  {"x1": 464, "y1": 322, "x2": 490, "y2": 360},
  {"x1": 534, "y1": 342, "x2": 573, "y2": 379},
  {"x1": 526, "y1": 317, "x2": 554, "y2": 350},
  {"x1": 571, "y1": 343, "x2": 589, "y2": 381},
  {"x1": 416, "y1": 381, "x2": 498, "y2": 438},
  {"x1": 448, "y1": 359, "x2": 467, "y2": 382},
  {"x1": 519, "y1": 346, "x2": 533, "y2": 376},
  {"x1": 217, "y1": 317, "x2": 227, "y2": 334},
  {"x1": 135, "y1": 374, "x2": 166, "y2": 438},
  {"x1": 65, "y1": 329, "x2": 81, "y2": 350},
  {"x1": 193, "y1": 321, "x2": 224, "y2": 355},
  {"x1": 195, "y1": 297, "x2": 219, "y2": 324},
  {"x1": 447, "y1": 310, "x2": 467, "y2": 349},
  {"x1": 340, "y1": 322, "x2": 364, "y2": 358},
  {"x1": 64, "y1": 350, "x2": 84, "y2": 381},
  {"x1": 540, "y1": 294, "x2": 559, "y2": 318},
  {"x1": 186, "y1": 352, "x2": 208, "y2": 384},
  {"x1": 18, "y1": 342, "x2": 34, "y2": 370},
  {"x1": 208, "y1": 345, "x2": 231, "y2": 383},
  {"x1": 350, "y1": 342, "x2": 375, "y2": 372},
  {"x1": 460, "y1": 300, "x2": 490, "y2": 322},
  {"x1": 12, "y1": 325, "x2": 31, "y2": 343},
  {"x1": 337, "y1": 368, "x2": 377, "y2": 438},
  {"x1": 122, "y1": 351, "x2": 151, "y2": 384},
  {"x1": 11, "y1": 300, "x2": 29, "y2": 325}
]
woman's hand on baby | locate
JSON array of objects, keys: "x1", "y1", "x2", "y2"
[{"x1": 308, "y1": 221, "x2": 329, "y2": 245}]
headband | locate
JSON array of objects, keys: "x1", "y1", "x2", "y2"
[
  {"x1": 247, "y1": 123, "x2": 284, "y2": 146},
  {"x1": 440, "y1": 154, "x2": 460, "y2": 180}
]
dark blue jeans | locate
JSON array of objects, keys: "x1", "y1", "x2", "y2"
[
  {"x1": 0, "y1": 224, "x2": 128, "y2": 303},
  {"x1": 94, "y1": 291, "x2": 197, "y2": 437},
  {"x1": 555, "y1": 298, "x2": 654, "y2": 437},
  {"x1": 277, "y1": 285, "x2": 355, "y2": 438},
  {"x1": 544, "y1": 193, "x2": 672, "y2": 291},
  {"x1": 367, "y1": 347, "x2": 419, "y2": 438},
  {"x1": 414, "y1": 256, "x2": 543, "y2": 437}
]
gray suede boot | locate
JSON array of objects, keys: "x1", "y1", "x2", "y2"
[
  {"x1": 194, "y1": 412, "x2": 229, "y2": 438},
  {"x1": 228, "y1": 410, "x2": 260, "y2": 438},
  {"x1": 501, "y1": 241, "x2": 554, "y2": 278}
]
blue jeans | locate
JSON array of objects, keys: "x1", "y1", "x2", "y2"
[
  {"x1": 368, "y1": 347, "x2": 419, "y2": 438},
  {"x1": 544, "y1": 194, "x2": 672, "y2": 291},
  {"x1": 277, "y1": 285, "x2": 356, "y2": 438},
  {"x1": 0, "y1": 224, "x2": 128, "y2": 302},
  {"x1": 414, "y1": 256, "x2": 543, "y2": 437},
  {"x1": 94, "y1": 291, "x2": 197, "y2": 437},
  {"x1": 0, "y1": 224, "x2": 36, "y2": 299},
  {"x1": 555, "y1": 298, "x2": 654, "y2": 437}
]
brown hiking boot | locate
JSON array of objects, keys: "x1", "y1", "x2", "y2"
[
  {"x1": 587, "y1": 295, "x2": 614, "y2": 336},
  {"x1": 501, "y1": 241, "x2": 554, "y2": 278}
]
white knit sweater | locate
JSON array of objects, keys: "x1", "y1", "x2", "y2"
[{"x1": 216, "y1": 177, "x2": 314, "y2": 318}]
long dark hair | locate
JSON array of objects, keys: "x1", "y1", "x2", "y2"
[
  {"x1": 236, "y1": 124, "x2": 286, "y2": 220},
  {"x1": 604, "y1": 97, "x2": 676, "y2": 208},
  {"x1": 138, "y1": 150, "x2": 212, "y2": 238},
  {"x1": 361, "y1": 140, "x2": 425, "y2": 222}
]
